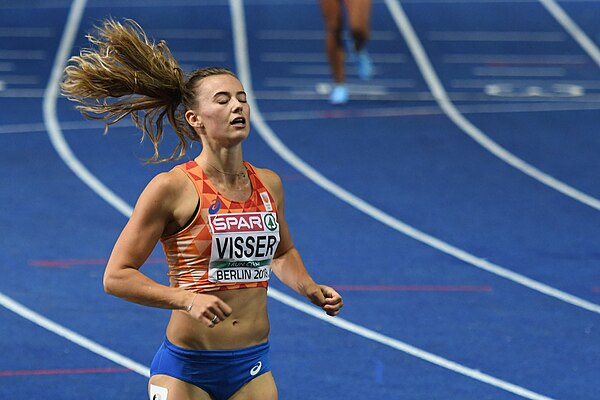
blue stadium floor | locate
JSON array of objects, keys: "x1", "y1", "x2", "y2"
[{"x1": 0, "y1": 1, "x2": 599, "y2": 399}]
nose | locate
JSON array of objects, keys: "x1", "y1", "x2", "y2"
[{"x1": 232, "y1": 99, "x2": 244, "y2": 113}]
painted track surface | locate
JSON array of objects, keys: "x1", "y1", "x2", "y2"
[{"x1": 0, "y1": 1, "x2": 598, "y2": 399}]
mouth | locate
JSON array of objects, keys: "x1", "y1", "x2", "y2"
[{"x1": 230, "y1": 116, "x2": 247, "y2": 127}]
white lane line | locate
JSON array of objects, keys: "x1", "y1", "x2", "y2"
[
  {"x1": 18, "y1": 0, "x2": 448, "y2": 389},
  {"x1": 289, "y1": 65, "x2": 345, "y2": 75},
  {"x1": 0, "y1": 75, "x2": 39, "y2": 84},
  {"x1": 171, "y1": 51, "x2": 227, "y2": 62},
  {"x1": 428, "y1": 31, "x2": 565, "y2": 42},
  {"x1": 0, "y1": 50, "x2": 45, "y2": 60},
  {"x1": 29, "y1": 0, "x2": 491, "y2": 391},
  {"x1": 0, "y1": 120, "x2": 129, "y2": 135},
  {"x1": 0, "y1": 89, "x2": 48, "y2": 98},
  {"x1": 230, "y1": 1, "x2": 558, "y2": 398},
  {"x1": 539, "y1": 0, "x2": 600, "y2": 68},
  {"x1": 386, "y1": 0, "x2": 600, "y2": 211},
  {"x1": 7, "y1": 99, "x2": 600, "y2": 136},
  {"x1": 253, "y1": 89, "x2": 600, "y2": 103},
  {"x1": 0, "y1": 291, "x2": 150, "y2": 377},
  {"x1": 233, "y1": 2, "x2": 600, "y2": 316},
  {"x1": 261, "y1": 52, "x2": 407, "y2": 63},
  {"x1": 43, "y1": 0, "x2": 133, "y2": 218},
  {"x1": 253, "y1": 90, "x2": 426, "y2": 101},
  {"x1": 149, "y1": 29, "x2": 224, "y2": 39},
  {"x1": 472, "y1": 66, "x2": 566, "y2": 77},
  {"x1": 259, "y1": 102, "x2": 600, "y2": 122},
  {"x1": 0, "y1": 62, "x2": 14, "y2": 71},
  {"x1": 267, "y1": 288, "x2": 555, "y2": 400},
  {"x1": 236, "y1": 7, "x2": 600, "y2": 311},
  {"x1": 264, "y1": 77, "x2": 416, "y2": 88},
  {"x1": 443, "y1": 54, "x2": 588, "y2": 65},
  {"x1": 0, "y1": 27, "x2": 54, "y2": 38},
  {"x1": 0, "y1": 122, "x2": 47, "y2": 134},
  {"x1": 288, "y1": 67, "x2": 382, "y2": 79},
  {"x1": 26, "y1": 4, "x2": 593, "y2": 400},
  {"x1": 256, "y1": 29, "x2": 398, "y2": 40},
  {"x1": 0, "y1": 0, "x2": 149, "y2": 380},
  {"x1": 451, "y1": 79, "x2": 600, "y2": 89}
]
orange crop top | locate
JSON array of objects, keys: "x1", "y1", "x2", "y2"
[{"x1": 160, "y1": 161, "x2": 280, "y2": 293}]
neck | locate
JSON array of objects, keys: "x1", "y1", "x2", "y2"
[
  {"x1": 206, "y1": 161, "x2": 247, "y2": 178},
  {"x1": 195, "y1": 154, "x2": 247, "y2": 182}
]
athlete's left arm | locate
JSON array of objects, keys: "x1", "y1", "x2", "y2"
[{"x1": 257, "y1": 168, "x2": 343, "y2": 316}]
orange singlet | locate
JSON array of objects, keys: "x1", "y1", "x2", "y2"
[{"x1": 160, "y1": 161, "x2": 280, "y2": 293}]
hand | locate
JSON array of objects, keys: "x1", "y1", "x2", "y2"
[
  {"x1": 306, "y1": 284, "x2": 343, "y2": 316},
  {"x1": 186, "y1": 293, "x2": 233, "y2": 328}
]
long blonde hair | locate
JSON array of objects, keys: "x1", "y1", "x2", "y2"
[{"x1": 61, "y1": 18, "x2": 236, "y2": 163}]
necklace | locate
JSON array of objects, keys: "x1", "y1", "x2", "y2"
[{"x1": 206, "y1": 161, "x2": 247, "y2": 178}]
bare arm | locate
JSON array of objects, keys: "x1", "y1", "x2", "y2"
[
  {"x1": 258, "y1": 169, "x2": 344, "y2": 316},
  {"x1": 103, "y1": 170, "x2": 231, "y2": 325}
]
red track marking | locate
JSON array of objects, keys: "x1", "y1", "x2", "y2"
[
  {"x1": 333, "y1": 285, "x2": 493, "y2": 292},
  {"x1": 29, "y1": 258, "x2": 166, "y2": 268},
  {"x1": 322, "y1": 109, "x2": 349, "y2": 119},
  {"x1": 0, "y1": 367, "x2": 131, "y2": 377},
  {"x1": 29, "y1": 261, "x2": 495, "y2": 293},
  {"x1": 592, "y1": 288, "x2": 600, "y2": 293}
]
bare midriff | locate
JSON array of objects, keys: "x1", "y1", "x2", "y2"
[{"x1": 166, "y1": 287, "x2": 269, "y2": 350}]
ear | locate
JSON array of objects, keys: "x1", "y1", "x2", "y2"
[{"x1": 185, "y1": 109, "x2": 204, "y2": 129}]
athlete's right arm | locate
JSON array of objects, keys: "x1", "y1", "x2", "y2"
[{"x1": 103, "y1": 170, "x2": 231, "y2": 325}]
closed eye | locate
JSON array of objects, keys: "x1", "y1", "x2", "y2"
[{"x1": 213, "y1": 91, "x2": 247, "y2": 104}]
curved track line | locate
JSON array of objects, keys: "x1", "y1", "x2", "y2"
[
  {"x1": 540, "y1": 0, "x2": 600, "y2": 68},
  {"x1": 230, "y1": 2, "x2": 600, "y2": 315},
  {"x1": 0, "y1": 291, "x2": 150, "y2": 377},
  {"x1": 42, "y1": 0, "x2": 132, "y2": 217},
  {"x1": 385, "y1": 0, "x2": 600, "y2": 211},
  {"x1": 9, "y1": 0, "x2": 461, "y2": 388},
  {"x1": 0, "y1": 0, "x2": 151, "y2": 379},
  {"x1": 268, "y1": 289, "x2": 554, "y2": 400},
  {"x1": 3, "y1": 1, "x2": 582, "y2": 399},
  {"x1": 230, "y1": 0, "x2": 561, "y2": 398}
]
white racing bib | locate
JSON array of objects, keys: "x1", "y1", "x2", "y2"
[{"x1": 208, "y1": 212, "x2": 280, "y2": 283}]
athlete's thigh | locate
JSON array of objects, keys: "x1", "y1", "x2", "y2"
[
  {"x1": 344, "y1": 0, "x2": 372, "y2": 30},
  {"x1": 229, "y1": 372, "x2": 278, "y2": 400},
  {"x1": 149, "y1": 374, "x2": 212, "y2": 400},
  {"x1": 320, "y1": 0, "x2": 343, "y2": 29}
]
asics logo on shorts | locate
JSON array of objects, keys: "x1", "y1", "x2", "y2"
[{"x1": 250, "y1": 361, "x2": 262, "y2": 376}]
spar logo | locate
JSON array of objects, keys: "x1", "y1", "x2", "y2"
[
  {"x1": 210, "y1": 212, "x2": 278, "y2": 233},
  {"x1": 263, "y1": 213, "x2": 278, "y2": 231}
]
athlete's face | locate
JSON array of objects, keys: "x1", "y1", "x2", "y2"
[{"x1": 190, "y1": 74, "x2": 250, "y2": 146}]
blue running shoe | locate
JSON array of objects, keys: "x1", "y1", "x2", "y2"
[
  {"x1": 356, "y1": 50, "x2": 373, "y2": 80},
  {"x1": 329, "y1": 84, "x2": 349, "y2": 104}
]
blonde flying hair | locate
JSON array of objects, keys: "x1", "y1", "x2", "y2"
[{"x1": 61, "y1": 18, "x2": 236, "y2": 163}]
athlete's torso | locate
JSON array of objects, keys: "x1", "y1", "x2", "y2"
[
  {"x1": 161, "y1": 160, "x2": 279, "y2": 350},
  {"x1": 160, "y1": 160, "x2": 280, "y2": 293}
]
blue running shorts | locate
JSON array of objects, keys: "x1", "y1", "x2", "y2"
[{"x1": 150, "y1": 337, "x2": 271, "y2": 400}]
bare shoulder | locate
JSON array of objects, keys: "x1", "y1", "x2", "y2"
[
  {"x1": 133, "y1": 167, "x2": 198, "y2": 236},
  {"x1": 135, "y1": 167, "x2": 193, "y2": 215},
  {"x1": 144, "y1": 168, "x2": 189, "y2": 199},
  {"x1": 253, "y1": 166, "x2": 285, "y2": 207},
  {"x1": 254, "y1": 167, "x2": 282, "y2": 192}
]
